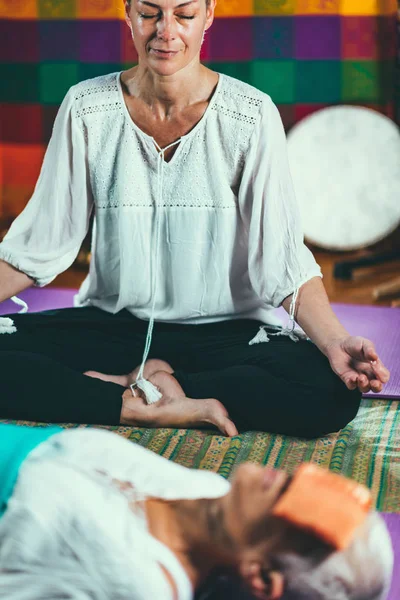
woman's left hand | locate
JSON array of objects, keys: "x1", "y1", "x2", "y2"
[{"x1": 325, "y1": 336, "x2": 390, "y2": 393}]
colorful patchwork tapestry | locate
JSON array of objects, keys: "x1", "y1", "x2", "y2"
[
  {"x1": 1, "y1": 398, "x2": 399, "y2": 512},
  {"x1": 0, "y1": 0, "x2": 398, "y2": 218}
]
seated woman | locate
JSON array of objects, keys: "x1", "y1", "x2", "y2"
[
  {"x1": 0, "y1": 0, "x2": 390, "y2": 437},
  {"x1": 0, "y1": 424, "x2": 393, "y2": 599}
]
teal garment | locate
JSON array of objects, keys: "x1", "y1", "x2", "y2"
[{"x1": 0, "y1": 424, "x2": 62, "y2": 517}]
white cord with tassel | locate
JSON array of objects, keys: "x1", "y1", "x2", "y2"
[
  {"x1": 132, "y1": 139, "x2": 182, "y2": 405},
  {"x1": 248, "y1": 288, "x2": 307, "y2": 345},
  {"x1": 248, "y1": 326, "x2": 271, "y2": 345}
]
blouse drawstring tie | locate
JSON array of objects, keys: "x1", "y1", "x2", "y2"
[
  {"x1": 248, "y1": 287, "x2": 307, "y2": 345},
  {"x1": 130, "y1": 139, "x2": 182, "y2": 405}
]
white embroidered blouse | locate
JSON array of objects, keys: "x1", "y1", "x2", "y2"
[{"x1": 0, "y1": 71, "x2": 321, "y2": 331}]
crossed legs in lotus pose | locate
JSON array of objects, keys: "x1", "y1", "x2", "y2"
[{"x1": 84, "y1": 359, "x2": 239, "y2": 437}]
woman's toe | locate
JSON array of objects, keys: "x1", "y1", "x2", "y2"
[{"x1": 202, "y1": 399, "x2": 238, "y2": 436}]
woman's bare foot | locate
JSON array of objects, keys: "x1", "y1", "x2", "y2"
[
  {"x1": 84, "y1": 359, "x2": 174, "y2": 388},
  {"x1": 121, "y1": 371, "x2": 238, "y2": 437}
]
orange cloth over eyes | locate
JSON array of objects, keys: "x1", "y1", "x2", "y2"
[{"x1": 272, "y1": 463, "x2": 372, "y2": 550}]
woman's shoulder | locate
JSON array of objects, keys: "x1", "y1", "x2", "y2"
[
  {"x1": 64, "y1": 71, "x2": 122, "y2": 116},
  {"x1": 215, "y1": 72, "x2": 274, "y2": 123},
  {"x1": 213, "y1": 74, "x2": 274, "y2": 140}
]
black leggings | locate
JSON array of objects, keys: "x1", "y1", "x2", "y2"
[{"x1": 0, "y1": 307, "x2": 361, "y2": 437}]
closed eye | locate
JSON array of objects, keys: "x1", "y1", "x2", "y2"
[{"x1": 139, "y1": 13, "x2": 196, "y2": 19}]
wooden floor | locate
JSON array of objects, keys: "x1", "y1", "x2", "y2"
[
  {"x1": 311, "y1": 248, "x2": 400, "y2": 307},
  {"x1": 50, "y1": 246, "x2": 400, "y2": 307}
]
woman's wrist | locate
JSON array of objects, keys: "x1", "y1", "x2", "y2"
[
  {"x1": 282, "y1": 278, "x2": 350, "y2": 356},
  {"x1": 319, "y1": 332, "x2": 350, "y2": 358}
]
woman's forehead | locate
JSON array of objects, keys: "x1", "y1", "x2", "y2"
[{"x1": 136, "y1": 0, "x2": 200, "y2": 7}]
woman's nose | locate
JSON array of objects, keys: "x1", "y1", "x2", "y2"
[{"x1": 156, "y1": 15, "x2": 177, "y2": 41}]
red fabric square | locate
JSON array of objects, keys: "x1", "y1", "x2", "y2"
[{"x1": 0, "y1": 104, "x2": 43, "y2": 144}]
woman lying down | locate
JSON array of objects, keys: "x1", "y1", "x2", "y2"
[{"x1": 0, "y1": 425, "x2": 393, "y2": 600}]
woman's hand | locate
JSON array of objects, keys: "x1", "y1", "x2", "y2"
[
  {"x1": 325, "y1": 336, "x2": 390, "y2": 393},
  {"x1": 120, "y1": 371, "x2": 238, "y2": 436}
]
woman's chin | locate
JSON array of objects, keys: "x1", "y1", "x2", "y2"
[
  {"x1": 145, "y1": 54, "x2": 194, "y2": 76},
  {"x1": 149, "y1": 60, "x2": 185, "y2": 76}
]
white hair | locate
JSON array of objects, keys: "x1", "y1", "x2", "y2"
[
  {"x1": 0, "y1": 499, "x2": 136, "y2": 600},
  {"x1": 0, "y1": 456, "x2": 174, "y2": 600},
  {"x1": 278, "y1": 513, "x2": 394, "y2": 600}
]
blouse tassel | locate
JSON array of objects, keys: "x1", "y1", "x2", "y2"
[{"x1": 0, "y1": 296, "x2": 28, "y2": 335}]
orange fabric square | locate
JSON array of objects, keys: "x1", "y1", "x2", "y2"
[
  {"x1": 3, "y1": 144, "x2": 45, "y2": 188},
  {"x1": 215, "y1": 0, "x2": 253, "y2": 17},
  {"x1": 78, "y1": 0, "x2": 125, "y2": 19},
  {"x1": 2, "y1": 185, "x2": 35, "y2": 217},
  {"x1": 296, "y1": 0, "x2": 339, "y2": 15},
  {"x1": 0, "y1": 0, "x2": 37, "y2": 18},
  {"x1": 272, "y1": 464, "x2": 372, "y2": 550},
  {"x1": 340, "y1": 0, "x2": 397, "y2": 16}
]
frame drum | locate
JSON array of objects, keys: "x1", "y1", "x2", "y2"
[{"x1": 287, "y1": 106, "x2": 400, "y2": 250}]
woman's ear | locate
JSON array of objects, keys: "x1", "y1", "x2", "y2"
[
  {"x1": 205, "y1": 0, "x2": 216, "y2": 31},
  {"x1": 239, "y1": 561, "x2": 284, "y2": 600},
  {"x1": 261, "y1": 569, "x2": 285, "y2": 600},
  {"x1": 125, "y1": 2, "x2": 132, "y2": 29}
]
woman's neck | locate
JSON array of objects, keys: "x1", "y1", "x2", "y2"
[
  {"x1": 145, "y1": 496, "x2": 236, "y2": 587},
  {"x1": 123, "y1": 63, "x2": 216, "y2": 118}
]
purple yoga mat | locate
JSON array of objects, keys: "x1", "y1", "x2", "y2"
[
  {"x1": 0, "y1": 287, "x2": 76, "y2": 314},
  {"x1": 383, "y1": 513, "x2": 400, "y2": 600},
  {"x1": 329, "y1": 304, "x2": 400, "y2": 400},
  {"x1": 1, "y1": 290, "x2": 399, "y2": 398}
]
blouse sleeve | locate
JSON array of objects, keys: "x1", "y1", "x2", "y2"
[
  {"x1": 0, "y1": 87, "x2": 93, "y2": 287},
  {"x1": 238, "y1": 96, "x2": 322, "y2": 311}
]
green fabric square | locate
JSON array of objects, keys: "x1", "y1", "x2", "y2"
[
  {"x1": 296, "y1": 61, "x2": 341, "y2": 103},
  {"x1": 78, "y1": 63, "x2": 123, "y2": 83},
  {"x1": 251, "y1": 60, "x2": 295, "y2": 103},
  {"x1": 342, "y1": 61, "x2": 393, "y2": 103},
  {"x1": 206, "y1": 62, "x2": 252, "y2": 86},
  {"x1": 0, "y1": 64, "x2": 39, "y2": 103},
  {"x1": 39, "y1": 63, "x2": 79, "y2": 105},
  {"x1": 38, "y1": 0, "x2": 76, "y2": 19}
]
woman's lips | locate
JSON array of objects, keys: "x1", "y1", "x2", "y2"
[{"x1": 150, "y1": 48, "x2": 179, "y2": 58}]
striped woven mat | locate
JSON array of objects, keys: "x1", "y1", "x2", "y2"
[{"x1": 2, "y1": 398, "x2": 399, "y2": 512}]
